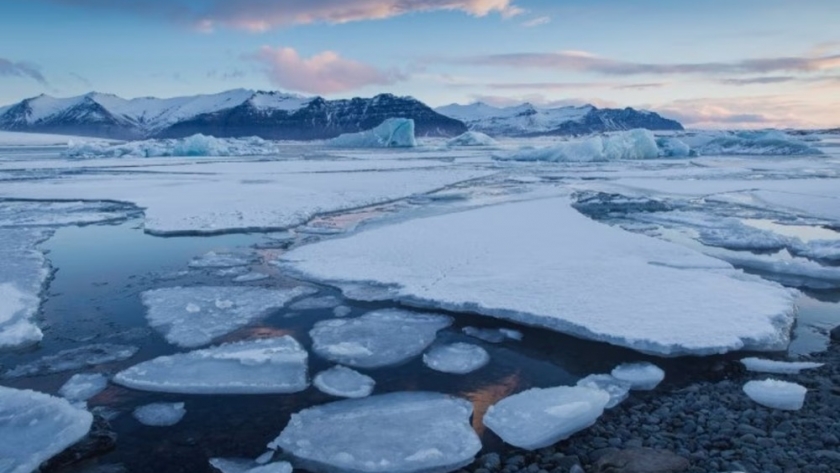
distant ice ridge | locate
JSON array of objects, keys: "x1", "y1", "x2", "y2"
[
  {"x1": 447, "y1": 131, "x2": 498, "y2": 147},
  {"x1": 0, "y1": 386, "x2": 93, "y2": 473},
  {"x1": 0, "y1": 228, "x2": 51, "y2": 350},
  {"x1": 483, "y1": 386, "x2": 611, "y2": 450},
  {"x1": 63, "y1": 134, "x2": 287, "y2": 158},
  {"x1": 142, "y1": 286, "x2": 316, "y2": 348},
  {"x1": 114, "y1": 336, "x2": 308, "y2": 394},
  {"x1": 269, "y1": 392, "x2": 481, "y2": 473},
  {"x1": 743, "y1": 379, "x2": 806, "y2": 410},
  {"x1": 423, "y1": 343, "x2": 489, "y2": 374},
  {"x1": 688, "y1": 130, "x2": 822, "y2": 156},
  {"x1": 281, "y1": 197, "x2": 797, "y2": 356},
  {"x1": 133, "y1": 402, "x2": 186, "y2": 426},
  {"x1": 59, "y1": 373, "x2": 109, "y2": 402},
  {"x1": 740, "y1": 357, "x2": 823, "y2": 374},
  {"x1": 327, "y1": 118, "x2": 417, "y2": 148},
  {"x1": 313, "y1": 365, "x2": 375, "y2": 398}
]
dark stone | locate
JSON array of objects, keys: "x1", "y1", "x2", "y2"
[
  {"x1": 593, "y1": 448, "x2": 690, "y2": 473},
  {"x1": 41, "y1": 414, "x2": 117, "y2": 472},
  {"x1": 830, "y1": 325, "x2": 840, "y2": 342}
]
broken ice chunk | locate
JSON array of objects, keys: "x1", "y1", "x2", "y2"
[
  {"x1": 209, "y1": 458, "x2": 292, "y2": 473},
  {"x1": 462, "y1": 326, "x2": 506, "y2": 343},
  {"x1": 610, "y1": 362, "x2": 665, "y2": 391},
  {"x1": 269, "y1": 392, "x2": 480, "y2": 473},
  {"x1": 4, "y1": 343, "x2": 138, "y2": 378},
  {"x1": 576, "y1": 374, "x2": 632, "y2": 409},
  {"x1": 310, "y1": 309, "x2": 451, "y2": 368},
  {"x1": 423, "y1": 343, "x2": 489, "y2": 374},
  {"x1": 313, "y1": 365, "x2": 375, "y2": 398},
  {"x1": 59, "y1": 373, "x2": 109, "y2": 403},
  {"x1": 113, "y1": 336, "x2": 308, "y2": 394},
  {"x1": 483, "y1": 386, "x2": 611, "y2": 450},
  {"x1": 133, "y1": 402, "x2": 186, "y2": 426},
  {"x1": 740, "y1": 357, "x2": 823, "y2": 374},
  {"x1": 743, "y1": 379, "x2": 807, "y2": 410}
]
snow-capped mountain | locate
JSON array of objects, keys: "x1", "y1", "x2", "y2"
[
  {"x1": 0, "y1": 90, "x2": 466, "y2": 140},
  {"x1": 435, "y1": 102, "x2": 683, "y2": 137}
]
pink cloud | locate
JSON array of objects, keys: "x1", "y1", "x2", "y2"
[
  {"x1": 252, "y1": 47, "x2": 406, "y2": 94},
  {"x1": 652, "y1": 96, "x2": 838, "y2": 129}
]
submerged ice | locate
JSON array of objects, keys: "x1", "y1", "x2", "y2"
[
  {"x1": 209, "y1": 458, "x2": 292, "y2": 473},
  {"x1": 423, "y1": 343, "x2": 490, "y2": 374},
  {"x1": 133, "y1": 402, "x2": 187, "y2": 426},
  {"x1": 58, "y1": 373, "x2": 109, "y2": 402},
  {"x1": 313, "y1": 365, "x2": 376, "y2": 398}
]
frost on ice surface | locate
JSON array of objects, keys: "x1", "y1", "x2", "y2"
[
  {"x1": 496, "y1": 129, "x2": 669, "y2": 162},
  {"x1": 281, "y1": 197, "x2": 797, "y2": 356},
  {"x1": 423, "y1": 343, "x2": 490, "y2": 374},
  {"x1": 313, "y1": 365, "x2": 376, "y2": 398},
  {"x1": 610, "y1": 362, "x2": 665, "y2": 391},
  {"x1": 327, "y1": 118, "x2": 417, "y2": 148},
  {"x1": 4, "y1": 344, "x2": 139, "y2": 378},
  {"x1": 743, "y1": 379, "x2": 807, "y2": 410},
  {"x1": 133, "y1": 402, "x2": 186, "y2": 426},
  {"x1": 269, "y1": 392, "x2": 481, "y2": 473},
  {"x1": 113, "y1": 336, "x2": 307, "y2": 394},
  {"x1": 0, "y1": 228, "x2": 52, "y2": 350},
  {"x1": 209, "y1": 458, "x2": 292, "y2": 473},
  {"x1": 189, "y1": 251, "x2": 255, "y2": 269},
  {"x1": 483, "y1": 386, "x2": 611, "y2": 450},
  {"x1": 447, "y1": 131, "x2": 498, "y2": 147},
  {"x1": 59, "y1": 373, "x2": 109, "y2": 402},
  {"x1": 740, "y1": 357, "x2": 823, "y2": 374},
  {"x1": 0, "y1": 386, "x2": 93, "y2": 473},
  {"x1": 288, "y1": 295, "x2": 342, "y2": 311},
  {"x1": 576, "y1": 374, "x2": 632, "y2": 409},
  {"x1": 309, "y1": 309, "x2": 452, "y2": 368},
  {"x1": 142, "y1": 286, "x2": 316, "y2": 348},
  {"x1": 63, "y1": 134, "x2": 287, "y2": 158}
]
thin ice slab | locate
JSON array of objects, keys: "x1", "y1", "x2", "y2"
[
  {"x1": 113, "y1": 336, "x2": 308, "y2": 394},
  {"x1": 423, "y1": 343, "x2": 489, "y2": 374},
  {"x1": 743, "y1": 379, "x2": 807, "y2": 410},
  {"x1": 142, "y1": 286, "x2": 316, "y2": 348},
  {"x1": 741, "y1": 357, "x2": 824, "y2": 374},
  {"x1": 313, "y1": 365, "x2": 375, "y2": 398},
  {"x1": 269, "y1": 392, "x2": 481, "y2": 473}
]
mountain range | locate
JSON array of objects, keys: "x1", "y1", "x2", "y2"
[{"x1": 0, "y1": 89, "x2": 683, "y2": 140}]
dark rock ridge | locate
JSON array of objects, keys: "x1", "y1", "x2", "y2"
[{"x1": 529, "y1": 107, "x2": 684, "y2": 137}]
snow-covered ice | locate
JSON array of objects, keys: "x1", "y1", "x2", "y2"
[
  {"x1": 269, "y1": 392, "x2": 481, "y2": 473},
  {"x1": 423, "y1": 343, "x2": 490, "y2": 374},
  {"x1": 743, "y1": 379, "x2": 807, "y2": 410},
  {"x1": 309, "y1": 309, "x2": 452, "y2": 368},
  {"x1": 133, "y1": 402, "x2": 186, "y2": 426},
  {"x1": 327, "y1": 118, "x2": 417, "y2": 148},
  {"x1": 0, "y1": 228, "x2": 51, "y2": 349},
  {"x1": 189, "y1": 251, "x2": 255, "y2": 269},
  {"x1": 142, "y1": 286, "x2": 316, "y2": 348},
  {"x1": 576, "y1": 374, "x2": 632, "y2": 409},
  {"x1": 113, "y1": 336, "x2": 308, "y2": 394},
  {"x1": 209, "y1": 458, "x2": 293, "y2": 473},
  {"x1": 447, "y1": 131, "x2": 498, "y2": 147},
  {"x1": 58, "y1": 373, "x2": 109, "y2": 402},
  {"x1": 740, "y1": 357, "x2": 823, "y2": 374},
  {"x1": 610, "y1": 362, "x2": 665, "y2": 391},
  {"x1": 313, "y1": 365, "x2": 376, "y2": 398},
  {"x1": 483, "y1": 386, "x2": 611, "y2": 450},
  {"x1": 4, "y1": 343, "x2": 139, "y2": 378},
  {"x1": 497, "y1": 129, "x2": 677, "y2": 162},
  {"x1": 281, "y1": 197, "x2": 797, "y2": 356},
  {"x1": 0, "y1": 386, "x2": 93, "y2": 473}
]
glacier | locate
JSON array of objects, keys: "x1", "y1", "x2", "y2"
[
  {"x1": 423, "y1": 343, "x2": 490, "y2": 374},
  {"x1": 327, "y1": 118, "x2": 417, "y2": 148},
  {"x1": 133, "y1": 402, "x2": 187, "y2": 426},
  {"x1": 113, "y1": 336, "x2": 308, "y2": 394},
  {"x1": 269, "y1": 392, "x2": 481, "y2": 473},
  {"x1": 142, "y1": 286, "x2": 316, "y2": 348},
  {"x1": 743, "y1": 379, "x2": 807, "y2": 410},
  {"x1": 280, "y1": 197, "x2": 798, "y2": 356},
  {"x1": 313, "y1": 365, "x2": 376, "y2": 398}
]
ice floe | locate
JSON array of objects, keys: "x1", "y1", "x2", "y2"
[
  {"x1": 496, "y1": 129, "x2": 679, "y2": 162},
  {"x1": 0, "y1": 386, "x2": 93, "y2": 473},
  {"x1": 113, "y1": 336, "x2": 308, "y2": 394},
  {"x1": 281, "y1": 197, "x2": 797, "y2": 356},
  {"x1": 743, "y1": 379, "x2": 807, "y2": 410},
  {"x1": 309, "y1": 309, "x2": 452, "y2": 368},
  {"x1": 313, "y1": 365, "x2": 376, "y2": 398},
  {"x1": 269, "y1": 392, "x2": 481, "y2": 473},
  {"x1": 142, "y1": 285, "x2": 316, "y2": 348},
  {"x1": 209, "y1": 458, "x2": 292, "y2": 473},
  {"x1": 423, "y1": 343, "x2": 490, "y2": 374},
  {"x1": 4, "y1": 343, "x2": 138, "y2": 378},
  {"x1": 133, "y1": 402, "x2": 186, "y2": 426},
  {"x1": 576, "y1": 374, "x2": 632, "y2": 409},
  {"x1": 740, "y1": 357, "x2": 823, "y2": 374},
  {"x1": 483, "y1": 386, "x2": 611, "y2": 450},
  {"x1": 59, "y1": 373, "x2": 109, "y2": 402},
  {"x1": 447, "y1": 131, "x2": 498, "y2": 147},
  {"x1": 611, "y1": 362, "x2": 665, "y2": 391},
  {"x1": 327, "y1": 118, "x2": 417, "y2": 148},
  {"x1": 0, "y1": 228, "x2": 52, "y2": 349}
]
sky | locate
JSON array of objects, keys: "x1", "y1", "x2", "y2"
[{"x1": 0, "y1": 0, "x2": 838, "y2": 129}]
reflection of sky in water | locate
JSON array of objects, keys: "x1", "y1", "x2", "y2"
[
  {"x1": 742, "y1": 219, "x2": 840, "y2": 243},
  {"x1": 462, "y1": 372, "x2": 520, "y2": 435}
]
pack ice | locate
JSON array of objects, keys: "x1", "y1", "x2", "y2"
[
  {"x1": 0, "y1": 228, "x2": 51, "y2": 349},
  {"x1": 743, "y1": 379, "x2": 807, "y2": 410},
  {"x1": 113, "y1": 336, "x2": 308, "y2": 394},
  {"x1": 423, "y1": 343, "x2": 490, "y2": 374},
  {"x1": 0, "y1": 386, "x2": 93, "y2": 473},
  {"x1": 313, "y1": 365, "x2": 376, "y2": 398},
  {"x1": 327, "y1": 118, "x2": 417, "y2": 148},
  {"x1": 309, "y1": 309, "x2": 452, "y2": 368},
  {"x1": 269, "y1": 392, "x2": 481, "y2": 473},
  {"x1": 142, "y1": 286, "x2": 316, "y2": 348},
  {"x1": 281, "y1": 197, "x2": 797, "y2": 356},
  {"x1": 483, "y1": 386, "x2": 611, "y2": 450},
  {"x1": 133, "y1": 402, "x2": 186, "y2": 426}
]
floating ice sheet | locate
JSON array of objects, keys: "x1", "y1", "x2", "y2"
[
  {"x1": 114, "y1": 336, "x2": 308, "y2": 394},
  {"x1": 313, "y1": 365, "x2": 375, "y2": 398},
  {"x1": 423, "y1": 343, "x2": 489, "y2": 374},
  {"x1": 740, "y1": 357, "x2": 823, "y2": 374},
  {"x1": 611, "y1": 362, "x2": 665, "y2": 391},
  {"x1": 133, "y1": 402, "x2": 186, "y2": 426},
  {"x1": 0, "y1": 228, "x2": 52, "y2": 350},
  {"x1": 4, "y1": 343, "x2": 139, "y2": 378},
  {"x1": 743, "y1": 379, "x2": 806, "y2": 410},
  {"x1": 59, "y1": 373, "x2": 109, "y2": 402},
  {"x1": 269, "y1": 392, "x2": 481, "y2": 473},
  {"x1": 142, "y1": 286, "x2": 316, "y2": 348}
]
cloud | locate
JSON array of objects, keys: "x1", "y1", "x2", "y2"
[
  {"x1": 46, "y1": 0, "x2": 521, "y2": 31},
  {"x1": 0, "y1": 58, "x2": 47, "y2": 85},
  {"x1": 521, "y1": 16, "x2": 550, "y2": 27},
  {"x1": 251, "y1": 46, "x2": 406, "y2": 94},
  {"x1": 479, "y1": 81, "x2": 666, "y2": 90},
  {"x1": 652, "y1": 96, "x2": 837, "y2": 129}
]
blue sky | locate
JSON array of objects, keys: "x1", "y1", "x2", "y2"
[{"x1": 0, "y1": 0, "x2": 838, "y2": 128}]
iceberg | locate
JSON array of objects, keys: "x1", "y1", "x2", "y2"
[
  {"x1": 692, "y1": 131, "x2": 822, "y2": 156},
  {"x1": 0, "y1": 386, "x2": 93, "y2": 473},
  {"x1": 483, "y1": 386, "x2": 611, "y2": 450},
  {"x1": 447, "y1": 131, "x2": 498, "y2": 147},
  {"x1": 280, "y1": 197, "x2": 797, "y2": 356},
  {"x1": 313, "y1": 365, "x2": 376, "y2": 398},
  {"x1": 743, "y1": 379, "x2": 807, "y2": 410},
  {"x1": 610, "y1": 362, "x2": 665, "y2": 391},
  {"x1": 269, "y1": 392, "x2": 481, "y2": 473},
  {"x1": 327, "y1": 118, "x2": 417, "y2": 148},
  {"x1": 740, "y1": 357, "x2": 823, "y2": 374},
  {"x1": 309, "y1": 309, "x2": 451, "y2": 368},
  {"x1": 576, "y1": 374, "x2": 632, "y2": 409},
  {"x1": 142, "y1": 286, "x2": 316, "y2": 348},
  {"x1": 58, "y1": 373, "x2": 109, "y2": 402},
  {"x1": 4, "y1": 343, "x2": 139, "y2": 378},
  {"x1": 113, "y1": 336, "x2": 308, "y2": 394},
  {"x1": 209, "y1": 458, "x2": 292, "y2": 473},
  {"x1": 0, "y1": 228, "x2": 52, "y2": 350},
  {"x1": 133, "y1": 402, "x2": 186, "y2": 426},
  {"x1": 423, "y1": 343, "x2": 490, "y2": 374},
  {"x1": 496, "y1": 129, "x2": 669, "y2": 162},
  {"x1": 63, "y1": 134, "x2": 286, "y2": 159}
]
